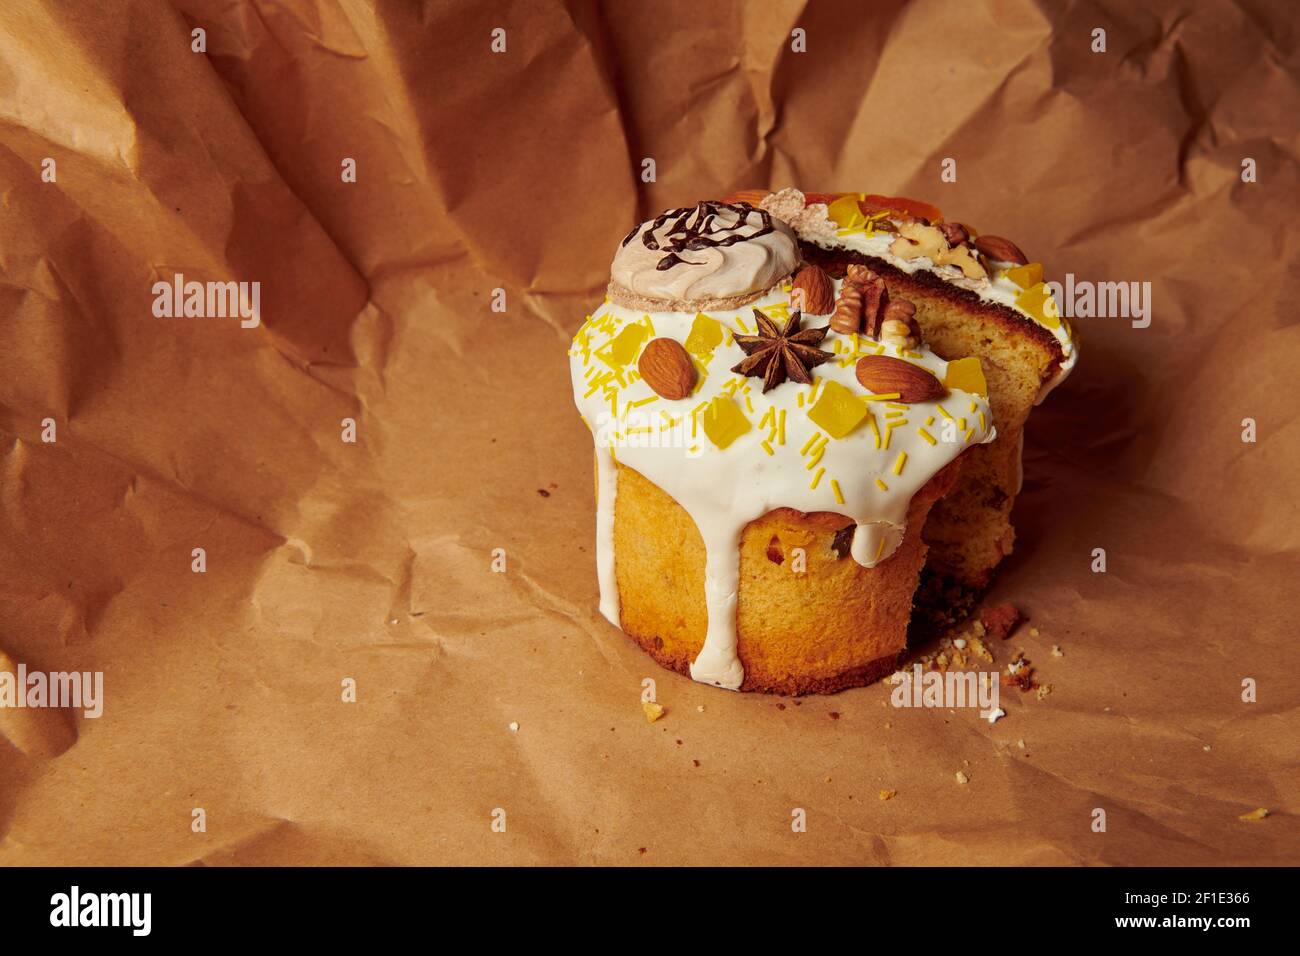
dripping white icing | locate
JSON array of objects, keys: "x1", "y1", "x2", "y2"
[
  {"x1": 594, "y1": 445, "x2": 620, "y2": 627},
  {"x1": 571, "y1": 282, "x2": 994, "y2": 690}
]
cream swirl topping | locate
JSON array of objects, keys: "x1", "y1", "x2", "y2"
[{"x1": 611, "y1": 201, "x2": 798, "y2": 303}]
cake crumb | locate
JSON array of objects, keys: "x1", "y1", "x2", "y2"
[
  {"x1": 1035, "y1": 684, "x2": 1053, "y2": 700},
  {"x1": 879, "y1": 789, "x2": 897, "y2": 801},
  {"x1": 978, "y1": 603, "x2": 1020, "y2": 640},
  {"x1": 1017, "y1": 739, "x2": 1026, "y2": 749},
  {"x1": 955, "y1": 771, "x2": 969, "y2": 785},
  {"x1": 1238, "y1": 808, "x2": 1269, "y2": 822},
  {"x1": 1051, "y1": 644, "x2": 1064, "y2": 658},
  {"x1": 985, "y1": 707, "x2": 1006, "y2": 724},
  {"x1": 508, "y1": 721, "x2": 520, "y2": 732},
  {"x1": 829, "y1": 711, "x2": 840, "y2": 720},
  {"x1": 642, "y1": 701, "x2": 665, "y2": 723},
  {"x1": 692, "y1": 759, "x2": 700, "y2": 767},
  {"x1": 953, "y1": 638, "x2": 967, "y2": 649},
  {"x1": 1029, "y1": 627, "x2": 1040, "y2": 637},
  {"x1": 697, "y1": 705, "x2": 705, "y2": 713}
]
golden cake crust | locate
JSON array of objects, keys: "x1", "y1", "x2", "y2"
[{"x1": 612, "y1": 459, "x2": 960, "y2": 694}]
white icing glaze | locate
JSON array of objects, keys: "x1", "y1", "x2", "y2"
[
  {"x1": 570, "y1": 283, "x2": 994, "y2": 690},
  {"x1": 594, "y1": 444, "x2": 620, "y2": 627},
  {"x1": 611, "y1": 203, "x2": 799, "y2": 302}
]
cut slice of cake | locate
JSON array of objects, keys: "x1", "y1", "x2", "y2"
[{"x1": 726, "y1": 188, "x2": 1078, "y2": 591}]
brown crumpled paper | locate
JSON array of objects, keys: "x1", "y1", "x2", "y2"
[{"x1": 1, "y1": 0, "x2": 1296, "y2": 865}]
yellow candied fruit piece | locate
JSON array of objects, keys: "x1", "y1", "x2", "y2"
[
  {"x1": 1015, "y1": 281, "x2": 1062, "y2": 330},
  {"x1": 701, "y1": 395, "x2": 752, "y2": 450},
  {"x1": 827, "y1": 195, "x2": 866, "y2": 230},
  {"x1": 944, "y1": 356, "x2": 988, "y2": 397},
  {"x1": 807, "y1": 380, "x2": 869, "y2": 440},
  {"x1": 1004, "y1": 262, "x2": 1044, "y2": 290},
  {"x1": 683, "y1": 312, "x2": 724, "y2": 359},
  {"x1": 598, "y1": 322, "x2": 650, "y2": 369}
]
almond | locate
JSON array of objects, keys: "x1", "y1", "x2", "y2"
[
  {"x1": 638, "y1": 337, "x2": 696, "y2": 400},
  {"x1": 973, "y1": 234, "x2": 1028, "y2": 265},
  {"x1": 791, "y1": 264, "x2": 834, "y2": 315},
  {"x1": 855, "y1": 355, "x2": 945, "y2": 404}
]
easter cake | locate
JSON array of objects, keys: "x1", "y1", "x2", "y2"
[{"x1": 569, "y1": 199, "x2": 999, "y2": 693}]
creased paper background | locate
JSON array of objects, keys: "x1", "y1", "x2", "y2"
[{"x1": 0, "y1": 0, "x2": 1296, "y2": 865}]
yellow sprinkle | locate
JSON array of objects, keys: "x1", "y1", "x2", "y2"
[
  {"x1": 882, "y1": 424, "x2": 892, "y2": 450},
  {"x1": 965, "y1": 429, "x2": 976, "y2": 444},
  {"x1": 868, "y1": 414, "x2": 881, "y2": 449},
  {"x1": 875, "y1": 536, "x2": 887, "y2": 561},
  {"x1": 886, "y1": 402, "x2": 908, "y2": 410},
  {"x1": 812, "y1": 434, "x2": 830, "y2": 454},
  {"x1": 628, "y1": 395, "x2": 658, "y2": 407},
  {"x1": 734, "y1": 316, "x2": 752, "y2": 334},
  {"x1": 778, "y1": 410, "x2": 787, "y2": 445},
  {"x1": 800, "y1": 432, "x2": 822, "y2": 455},
  {"x1": 969, "y1": 400, "x2": 978, "y2": 413},
  {"x1": 761, "y1": 440, "x2": 775, "y2": 456},
  {"x1": 918, "y1": 428, "x2": 937, "y2": 445},
  {"x1": 875, "y1": 478, "x2": 889, "y2": 491},
  {"x1": 797, "y1": 393, "x2": 805, "y2": 407},
  {"x1": 810, "y1": 467, "x2": 825, "y2": 489},
  {"x1": 862, "y1": 392, "x2": 901, "y2": 402},
  {"x1": 830, "y1": 479, "x2": 845, "y2": 504},
  {"x1": 885, "y1": 410, "x2": 904, "y2": 419},
  {"x1": 759, "y1": 407, "x2": 773, "y2": 429},
  {"x1": 937, "y1": 404, "x2": 953, "y2": 420},
  {"x1": 745, "y1": 395, "x2": 754, "y2": 414},
  {"x1": 893, "y1": 451, "x2": 907, "y2": 476},
  {"x1": 805, "y1": 447, "x2": 825, "y2": 470},
  {"x1": 625, "y1": 426, "x2": 652, "y2": 435},
  {"x1": 958, "y1": 418, "x2": 967, "y2": 432},
  {"x1": 925, "y1": 415, "x2": 935, "y2": 426}
]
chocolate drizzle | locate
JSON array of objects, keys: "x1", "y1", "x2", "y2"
[{"x1": 621, "y1": 201, "x2": 776, "y2": 271}]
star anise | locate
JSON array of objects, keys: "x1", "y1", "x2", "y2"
[{"x1": 730, "y1": 308, "x2": 833, "y2": 392}]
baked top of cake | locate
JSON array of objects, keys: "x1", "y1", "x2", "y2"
[
  {"x1": 569, "y1": 199, "x2": 996, "y2": 690},
  {"x1": 727, "y1": 188, "x2": 1079, "y2": 404}
]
